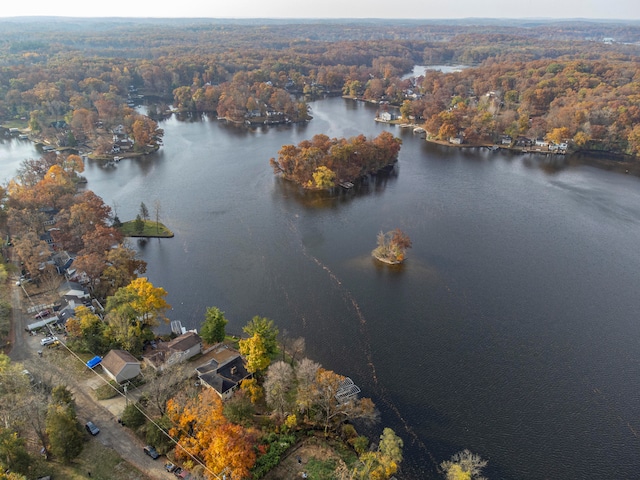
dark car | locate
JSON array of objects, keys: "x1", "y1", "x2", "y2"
[
  {"x1": 85, "y1": 421, "x2": 100, "y2": 436},
  {"x1": 143, "y1": 445, "x2": 160, "y2": 459},
  {"x1": 34, "y1": 309, "x2": 50, "y2": 319}
]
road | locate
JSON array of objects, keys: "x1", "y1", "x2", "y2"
[{"x1": 8, "y1": 275, "x2": 174, "y2": 480}]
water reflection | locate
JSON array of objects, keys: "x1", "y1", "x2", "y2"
[{"x1": 2, "y1": 96, "x2": 640, "y2": 480}]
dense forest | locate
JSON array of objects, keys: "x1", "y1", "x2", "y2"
[
  {"x1": 269, "y1": 132, "x2": 402, "y2": 189},
  {"x1": 1, "y1": 18, "x2": 639, "y2": 157},
  {"x1": 1, "y1": 17, "x2": 639, "y2": 480}
]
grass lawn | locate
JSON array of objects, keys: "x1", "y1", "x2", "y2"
[
  {"x1": 36, "y1": 439, "x2": 152, "y2": 480},
  {"x1": 119, "y1": 219, "x2": 174, "y2": 238}
]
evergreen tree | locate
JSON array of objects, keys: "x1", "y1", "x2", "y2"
[
  {"x1": 139, "y1": 202, "x2": 149, "y2": 221},
  {"x1": 134, "y1": 214, "x2": 144, "y2": 234},
  {"x1": 45, "y1": 404, "x2": 84, "y2": 463},
  {"x1": 201, "y1": 307, "x2": 228, "y2": 344}
]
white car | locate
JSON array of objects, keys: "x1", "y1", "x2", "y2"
[{"x1": 40, "y1": 336, "x2": 58, "y2": 346}]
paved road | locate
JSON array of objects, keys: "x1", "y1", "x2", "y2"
[{"x1": 8, "y1": 275, "x2": 174, "y2": 480}]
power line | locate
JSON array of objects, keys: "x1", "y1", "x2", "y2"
[{"x1": 48, "y1": 337, "x2": 223, "y2": 479}]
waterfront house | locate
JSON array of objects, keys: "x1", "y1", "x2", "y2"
[
  {"x1": 378, "y1": 111, "x2": 394, "y2": 122},
  {"x1": 195, "y1": 344, "x2": 251, "y2": 400},
  {"x1": 516, "y1": 136, "x2": 533, "y2": 147},
  {"x1": 143, "y1": 331, "x2": 203, "y2": 371}
]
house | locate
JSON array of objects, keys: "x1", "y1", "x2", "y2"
[
  {"x1": 378, "y1": 111, "x2": 394, "y2": 122},
  {"x1": 516, "y1": 136, "x2": 533, "y2": 147},
  {"x1": 39, "y1": 231, "x2": 54, "y2": 246},
  {"x1": 58, "y1": 295, "x2": 93, "y2": 325},
  {"x1": 50, "y1": 250, "x2": 75, "y2": 275},
  {"x1": 58, "y1": 281, "x2": 90, "y2": 300},
  {"x1": 40, "y1": 207, "x2": 59, "y2": 226},
  {"x1": 449, "y1": 136, "x2": 464, "y2": 145},
  {"x1": 501, "y1": 135, "x2": 512, "y2": 145},
  {"x1": 143, "y1": 331, "x2": 202, "y2": 371},
  {"x1": 101, "y1": 350, "x2": 141, "y2": 384},
  {"x1": 535, "y1": 138, "x2": 549, "y2": 148},
  {"x1": 195, "y1": 345, "x2": 251, "y2": 400}
]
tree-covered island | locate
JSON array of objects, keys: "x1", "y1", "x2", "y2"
[
  {"x1": 269, "y1": 132, "x2": 402, "y2": 189},
  {"x1": 372, "y1": 229, "x2": 412, "y2": 264}
]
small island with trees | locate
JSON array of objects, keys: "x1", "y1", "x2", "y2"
[
  {"x1": 372, "y1": 229, "x2": 412, "y2": 264},
  {"x1": 269, "y1": 132, "x2": 402, "y2": 190},
  {"x1": 116, "y1": 202, "x2": 174, "y2": 238}
]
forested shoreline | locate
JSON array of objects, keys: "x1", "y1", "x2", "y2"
[
  {"x1": 1, "y1": 18, "x2": 640, "y2": 161},
  {"x1": 1, "y1": 17, "x2": 639, "y2": 479}
]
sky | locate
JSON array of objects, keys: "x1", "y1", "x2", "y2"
[{"x1": 0, "y1": 0, "x2": 639, "y2": 20}]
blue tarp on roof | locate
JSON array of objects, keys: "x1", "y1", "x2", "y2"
[{"x1": 86, "y1": 356, "x2": 102, "y2": 368}]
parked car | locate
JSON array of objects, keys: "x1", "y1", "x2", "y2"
[
  {"x1": 22, "y1": 369, "x2": 34, "y2": 383},
  {"x1": 173, "y1": 467, "x2": 190, "y2": 478},
  {"x1": 165, "y1": 462, "x2": 178, "y2": 472},
  {"x1": 143, "y1": 445, "x2": 160, "y2": 459},
  {"x1": 85, "y1": 421, "x2": 100, "y2": 436},
  {"x1": 34, "y1": 309, "x2": 50, "y2": 319},
  {"x1": 40, "y1": 336, "x2": 58, "y2": 346}
]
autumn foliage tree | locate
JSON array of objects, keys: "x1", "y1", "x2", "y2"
[
  {"x1": 308, "y1": 367, "x2": 378, "y2": 434},
  {"x1": 440, "y1": 449, "x2": 488, "y2": 480},
  {"x1": 351, "y1": 428, "x2": 404, "y2": 480},
  {"x1": 167, "y1": 388, "x2": 257, "y2": 479},
  {"x1": 270, "y1": 132, "x2": 402, "y2": 189},
  {"x1": 106, "y1": 277, "x2": 171, "y2": 327},
  {"x1": 372, "y1": 229, "x2": 412, "y2": 264}
]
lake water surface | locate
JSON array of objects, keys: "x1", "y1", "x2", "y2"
[{"x1": 2, "y1": 97, "x2": 640, "y2": 479}]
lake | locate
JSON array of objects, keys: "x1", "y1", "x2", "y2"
[{"x1": 2, "y1": 97, "x2": 640, "y2": 479}]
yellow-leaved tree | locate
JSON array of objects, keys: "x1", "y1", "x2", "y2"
[
  {"x1": 107, "y1": 277, "x2": 170, "y2": 327},
  {"x1": 239, "y1": 334, "x2": 271, "y2": 374}
]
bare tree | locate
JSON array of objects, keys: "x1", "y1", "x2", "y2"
[
  {"x1": 289, "y1": 337, "x2": 305, "y2": 365},
  {"x1": 144, "y1": 363, "x2": 191, "y2": 417},
  {"x1": 294, "y1": 357, "x2": 320, "y2": 417},
  {"x1": 440, "y1": 449, "x2": 488, "y2": 480},
  {"x1": 278, "y1": 329, "x2": 305, "y2": 364},
  {"x1": 153, "y1": 199, "x2": 161, "y2": 233},
  {"x1": 264, "y1": 361, "x2": 294, "y2": 419}
]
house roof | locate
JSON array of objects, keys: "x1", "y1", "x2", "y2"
[
  {"x1": 196, "y1": 352, "x2": 250, "y2": 396},
  {"x1": 102, "y1": 349, "x2": 139, "y2": 376},
  {"x1": 166, "y1": 331, "x2": 201, "y2": 353},
  {"x1": 58, "y1": 281, "x2": 89, "y2": 298}
]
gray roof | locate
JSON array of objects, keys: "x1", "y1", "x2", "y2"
[{"x1": 102, "y1": 349, "x2": 139, "y2": 376}]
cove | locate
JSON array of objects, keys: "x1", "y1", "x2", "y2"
[{"x1": 3, "y1": 96, "x2": 640, "y2": 479}]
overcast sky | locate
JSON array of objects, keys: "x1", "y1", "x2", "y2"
[{"x1": 0, "y1": 0, "x2": 638, "y2": 20}]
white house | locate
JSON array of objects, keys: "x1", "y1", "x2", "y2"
[{"x1": 378, "y1": 111, "x2": 394, "y2": 122}]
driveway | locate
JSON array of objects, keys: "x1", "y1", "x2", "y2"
[{"x1": 8, "y1": 275, "x2": 175, "y2": 480}]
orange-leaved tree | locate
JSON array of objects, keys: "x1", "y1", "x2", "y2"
[{"x1": 167, "y1": 388, "x2": 257, "y2": 479}]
